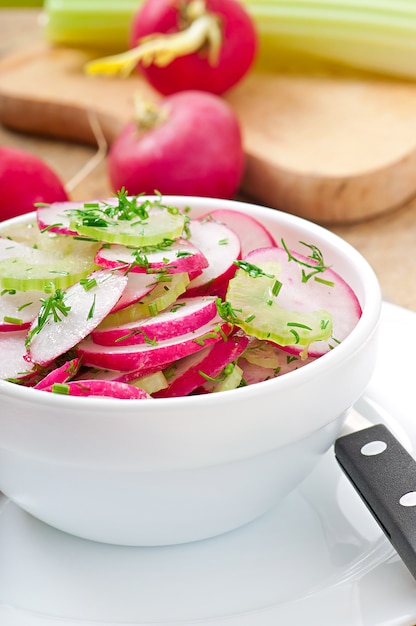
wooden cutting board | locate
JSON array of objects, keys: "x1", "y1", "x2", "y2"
[{"x1": 2, "y1": 42, "x2": 416, "y2": 225}]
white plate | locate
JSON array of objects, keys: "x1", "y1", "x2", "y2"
[{"x1": 1, "y1": 301, "x2": 416, "y2": 626}]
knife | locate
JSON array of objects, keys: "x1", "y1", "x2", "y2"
[{"x1": 334, "y1": 409, "x2": 416, "y2": 580}]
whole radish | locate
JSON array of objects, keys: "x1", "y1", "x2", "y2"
[
  {"x1": 86, "y1": 0, "x2": 257, "y2": 96},
  {"x1": 107, "y1": 90, "x2": 245, "y2": 198},
  {"x1": 0, "y1": 146, "x2": 68, "y2": 221}
]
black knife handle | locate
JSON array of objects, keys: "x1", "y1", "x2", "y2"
[{"x1": 335, "y1": 423, "x2": 416, "y2": 580}]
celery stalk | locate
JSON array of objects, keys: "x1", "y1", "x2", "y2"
[{"x1": 42, "y1": 0, "x2": 416, "y2": 80}]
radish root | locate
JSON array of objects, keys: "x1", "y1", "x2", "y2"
[{"x1": 84, "y1": 1, "x2": 223, "y2": 78}]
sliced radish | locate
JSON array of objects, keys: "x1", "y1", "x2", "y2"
[
  {"x1": 224, "y1": 245, "x2": 361, "y2": 355},
  {"x1": 91, "y1": 296, "x2": 218, "y2": 346},
  {"x1": 0, "y1": 288, "x2": 43, "y2": 331},
  {"x1": 155, "y1": 332, "x2": 248, "y2": 398},
  {"x1": 109, "y1": 272, "x2": 158, "y2": 313},
  {"x1": 243, "y1": 246, "x2": 362, "y2": 356},
  {"x1": 98, "y1": 272, "x2": 190, "y2": 327},
  {"x1": 41, "y1": 379, "x2": 151, "y2": 399},
  {"x1": 198, "y1": 209, "x2": 278, "y2": 256},
  {"x1": 76, "y1": 367, "x2": 169, "y2": 395},
  {"x1": 95, "y1": 239, "x2": 208, "y2": 275},
  {"x1": 0, "y1": 330, "x2": 35, "y2": 380},
  {"x1": 75, "y1": 363, "x2": 162, "y2": 382},
  {"x1": 37, "y1": 201, "x2": 86, "y2": 236},
  {"x1": 34, "y1": 357, "x2": 82, "y2": 390},
  {"x1": 186, "y1": 219, "x2": 241, "y2": 297},
  {"x1": 28, "y1": 269, "x2": 128, "y2": 366},
  {"x1": 76, "y1": 318, "x2": 232, "y2": 373}
]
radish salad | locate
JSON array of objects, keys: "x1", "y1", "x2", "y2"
[{"x1": 0, "y1": 192, "x2": 362, "y2": 399}]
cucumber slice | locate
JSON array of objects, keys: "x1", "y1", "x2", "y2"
[
  {"x1": 225, "y1": 261, "x2": 332, "y2": 348},
  {"x1": 0, "y1": 257, "x2": 98, "y2": 292},
  {"x1": 69, "y1": 208, "x2": 186, "y2": 247},
  {"x1": 98, "y1": 272, "x2": 190, "y2": 327}
]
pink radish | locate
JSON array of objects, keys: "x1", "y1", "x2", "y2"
[
  {"x1": 0, "y1": 146, "x2": 68, "y2": 221},
  {"x1": 37, "y1": 201, "x2": 86, "y2": 236},
  {"x1": 41, "y1": 379, "x2": 151, "y2": 399},
  {"x1": 0, "y1": 330, "x2": 35, "y2": 380},
  {"x1": 0, "y1": 288, "x2": 43, "y2": 331},
  {"x1": 107, "y1": 91, "x2": 244, "y2": 199},
  {"x1": 95, "y1": 239, "x2": 208, "y2": 275},
  {"x1": 199, "y1": 209, "x2": 278, "y2": 257},
  {"x1": 76, "y1": 318, "x2": 232, "y2": 373},
  {"x1": 91, "y1": 296, "x2": 217, "y2": 346},
  {"x1": 34, "y1": 358, "x2": 81, "y2": 390},
  {"x1": 186, "y1": 218, "x2": 241, "y2": 297},
  {"x1": 86, "y1": 0, "x2": 257, "y2": 96},
  {"x1": 155, "y1": 332, "x2": 248, "y2": 397},
  {"x1": 28, "y1": 270, "x2": 128, "y2": 366},
  {"x1": 109, "y1": 272, "x2": 158, "y2": 313}
]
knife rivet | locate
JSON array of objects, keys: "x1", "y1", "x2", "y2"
[
  {"x1": 399, "y1": 491, "x2": 416, "y2": 507},
  {"x1": 360, "y1": 440, "x2": 387, "y2": 456}
]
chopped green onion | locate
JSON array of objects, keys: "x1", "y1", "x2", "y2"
[{"x1": 3, "y1": 316, "x2": 23, "y2": 325}]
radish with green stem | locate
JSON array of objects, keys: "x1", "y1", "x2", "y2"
[
  {"x1": 107, "y1": 91, "x2": 244, "y2": 199},
  {"x1": 85, "y1": 0, "x2": 258, "y2": 96}
]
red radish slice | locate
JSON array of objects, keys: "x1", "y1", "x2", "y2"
[
  {"x1": 37, "y1": 201, "x2": 85, "y2": 236},
  {"x1": 95, "y1": 239, "x2": 208, "y2": 275},
  {"x1": 244, "y1": 246, "x2": 362, "y2": 357},
  {"x1": 199, "y1": 209, "x2": 278, "y2": 256},
  {"x1": 34, "y1": 358, "x2": 82, "y2": 390},
  {"x1": 109, "y1": 272, "x2": 158, "y2": 313},
  {"x1": 77, "y1": 318, "x2": 232, "y2": 373},
  {"x1": 186, "y1": 219, "x2": 241, "y2": 297},
  {"x1": 91, "y1": 296, "x2": 218, "y2": 346},
  {"x1": 0, "y1": 289, "x2": 43, "y2": 331},
  {"x1": 155, "y1": 332, "x2": 248, "y2": 398},
  {"x1": 41, "y1": 379, "x2": 151, "y2": 399},
  {"x1": 36, "y1": 197, "x2": 123, "y2": 236},
  {"x1": 0, "y1": 330, "x2": 35, "y2": 380},
  {"x1": 28, "y1": 269, "x2": 128, "y2": 366}
]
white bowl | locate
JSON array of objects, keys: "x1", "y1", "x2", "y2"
[{"x1": 0, "y1": 197, "x2": 382, "y2": 546}]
